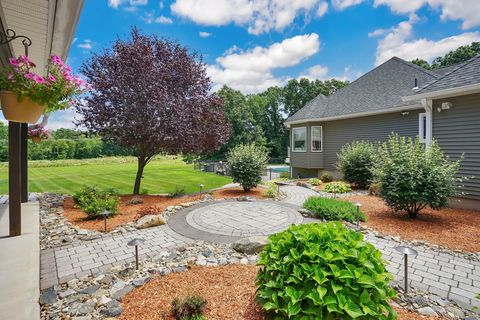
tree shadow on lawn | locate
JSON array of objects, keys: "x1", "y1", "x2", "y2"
[{"x1": 344, "y1": 195, "x2": 480, "y2": 253}]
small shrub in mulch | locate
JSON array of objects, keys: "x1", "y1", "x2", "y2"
[
  {"x1": 323, "y1": 181, "x2": 351, "y2": 194},
  {"x1": 303, "y1": 196, "x2": 365, "y2": 222},
  {"x1": 256, "y1": 223, "x2": 396, "y2": 319},
  {"x1": 171, "y1": 294, "x2": 207, "y2": 320},
  {"x1": 72, "y1": 185, "x2": 119, "y2": 219},
  {"x1": 320, "y1": 171, "x2": 334, "y2": 182}
]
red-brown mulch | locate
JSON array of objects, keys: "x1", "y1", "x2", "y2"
[
  {"x1": 119, "y1": 265, "x2": 443, "y2": 320},
  {"x1": 62, "y1": 187, "x2": 266, "y2": 232},
  {"x1": 344, "y1": 195, "x2": 480, "y2": 252}
]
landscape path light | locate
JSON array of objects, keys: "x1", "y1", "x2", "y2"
[
  {"x1": 100, "y1": 210, "x2": 111, "y2": 233},
  {"x1": 394, "y1": 246, "x2": 418, "y2": 293},
  {"x1": 199, "y1": 184, "x2": 205, "y2": 193},
  {"x1": 127, "y1": 238, "x2": 145, "y2": 270},
  {"x1": 354, "y1": 203, "x2": 361, "y2": 230}
]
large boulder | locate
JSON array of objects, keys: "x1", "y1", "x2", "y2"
[
  {"x1": 233, "y1": 236, "x2": 269, "y2": 254},
  {"x1": 135, "y1": 214, "x2": 165, "y2": 229}
]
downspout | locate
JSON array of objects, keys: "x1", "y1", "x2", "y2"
[{"x1": 421, "y1": 98, "x2": 433, "y2": 148}]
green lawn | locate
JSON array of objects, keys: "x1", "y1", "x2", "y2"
[{"x1": 0, "y1": 157, "x2": 232, "y2": 195}]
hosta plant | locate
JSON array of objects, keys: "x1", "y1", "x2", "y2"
[
  {"x1": 308, "y1": 178, "x2": 321, "y2": 186},
  {"x1": 0, "y1": 55, "x2": 89, "y2": 112},
  {"x1": 324, "y1": 181, "x2": 351, "y2": 193},
  {"x1": 256, "y1": 223, "x2": 396, "y2": 320}
]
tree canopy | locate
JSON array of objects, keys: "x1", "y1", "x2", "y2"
[
  {"x1": 76, "y1": 27, "x2": 230, "y2": 194},
  {"x1": 411, "y1": 42, "x2": 480, "y2": 70}
]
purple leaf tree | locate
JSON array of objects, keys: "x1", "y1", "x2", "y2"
[{"x1": 76, "y1": 27, "x2": 230, "y2": 194}]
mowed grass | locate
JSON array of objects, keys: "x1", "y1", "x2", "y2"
[{"x1": 0, "y1": 156, "x2": 232, "y2": 195}]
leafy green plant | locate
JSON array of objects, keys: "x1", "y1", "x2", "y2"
[
  {"x1": 368, "y1": 182, "x2": 381, "y2": 196},
  {"x1": 227, "y1": 144, "x2": 268, "y2": 191},
  {"x1": 279, "y1": 171, "x2": 290, "y2": 179},
  {"x1": 303, "y1": 196, "x2": 365, "y2": 222},
  {"x1": 372, "y1": 134, "x2": 461, "y2": 218},
  {"x1": 168, "y1": 185, "x2": 186, "y2": 198},
  {"x1": 336, "y1": 141, "x2": 377, "y2": 188},
  {"x1": 72, "y1": 186, "x2": 119, "y2": 218},
  {"x1": 324, "y1": 181, "x2": 351, "y2": 194},
  {"x1": 264, "y1": 181, "x2": 278, "y2": 198},
  {"x1": 308, "y1": 178, "x2": 321, "y2": 186},
  {"x1": 256, "y1": 223, "x2": 396, "y2": 320},
  {"x1": 171, "y1": 294, "x2": 207, "y2": 320},
  {"x1": 320, "y1": 171, "x2": 333, "y2": 183}
]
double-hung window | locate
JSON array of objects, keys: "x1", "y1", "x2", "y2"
[
  {"x1": 419, "y1": 113, "x2": 427, "y2": 142},
  {"x1": 292, "y1": 127, "x2": 307, "y2": 152},
  {"x1": 311, "y1": 126, "x2": 323, "y2": 152}
]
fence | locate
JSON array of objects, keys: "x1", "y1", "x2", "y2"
[{"x1": 193, "y1": 160, "x2": 230, "y2": 176}]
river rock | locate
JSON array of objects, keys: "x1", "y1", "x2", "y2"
[
  {"x1": 135, "y1": 214, "x2": 165, "y2": 229},
  {"x1": 233, "y1": 236, "x2": 269, "y2": 254}
]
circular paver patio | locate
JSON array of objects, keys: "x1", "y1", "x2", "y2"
[{"x1": 168, "y1": 200, "x2": 304, "y2": 243}]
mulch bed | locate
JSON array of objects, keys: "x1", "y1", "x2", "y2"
[
  {"x1": 62, "y1": 187, "x2": 266, "y2": 232},
  {"x1": 119, "y1": 265, "x2": 443, "y2": 320},
  {"x1": 344, "y1": 195, "x2": 480, "y2": 252}
]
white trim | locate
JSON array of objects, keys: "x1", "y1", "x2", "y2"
[
  {"x1": 285, "y1": 103, "x2": 423, "y2": 127},
  {"x1": 291, "y1": 127, "x2": 307, "y2": 153},
  {"x1": 403, "y1": 83, "x2": 480, "y2": 101},
  {"x1": 310, "y1": 126, "x2": 323, "y2": 152},
  {"x1": 421, "y1": 98, "x2": 433, "y2": 148}
]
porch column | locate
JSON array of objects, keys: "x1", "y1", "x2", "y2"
[
  {"x1": 8, "y1": 121, "x2": 21, "y2": 236},
  {"x1": 20, "y1": 123, "x2": 28, "y2": 203}
]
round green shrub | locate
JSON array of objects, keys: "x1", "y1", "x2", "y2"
[
  {"x1": 324, "y1": 181, "x2": 351, "y2": 193},
  {"x1": 308, "y1": 178, "x2": 321, "y2": 186},
  {"x1": 227, "y1": 144, "x2": 268, "y2": 191},
  {"x1": 73, "y1": 186, "x2": 119, "y2": 218},
  {"x1": 336, "y1": 141, "x2": 377, "y2": 188},
  {"x1": 320, "y1": 171, "x2": 333, "y2": 183},
  {"x1": 256, "y1": 223, "x2": 396, "y2": 320}
]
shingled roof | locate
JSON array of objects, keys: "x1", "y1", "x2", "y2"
[
  {"x1": 414, "y1": 54, "x2": 480, "y2": 95},
  {"x1": 286, "y1": 57, "x2": 440, "y2": 123}
]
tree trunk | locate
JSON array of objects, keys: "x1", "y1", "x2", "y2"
[
  {"x1": 407, "y1": 204, "x2": 419, "y2": 218},
  {"x1": 133, "y1": 157, "x2": 146, "y2": 194}
]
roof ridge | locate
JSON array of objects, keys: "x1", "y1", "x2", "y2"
[
  {"x1": 415, "y1": 54, "x2": 480, "y2": 93},
  {"x1": 391, "y1": 56, "x2": 441, "y2": 78}
]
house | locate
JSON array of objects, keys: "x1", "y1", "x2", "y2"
[{"x1": 285, "y1": 55, "x2": 480, "y2": 209}]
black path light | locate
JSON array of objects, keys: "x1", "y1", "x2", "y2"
[
  {"x1": 100, "y1": 210, "x2": 111, "y2": 233},
  {"x1": 354, "y1": 203, "x2": 362, "y2": 230},
  {"x1": 127, "y1": 238, "x2": 145, "y2": 270},
  {"x1": 199, "y1": 184, "x2": 205, "y2": 193},
  {"x1": 394, "y1": 246, "x2": 418, "y2": 293}
]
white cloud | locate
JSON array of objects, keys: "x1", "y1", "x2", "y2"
[
  {"x1": 298, "y1": 64, "x2": 329, "y2": 80},
  {"x1": 374, "y1": 0, "x2": 480, "y2": 29},
  {"x1": 374, "y1": 15, "x2": 480, "y2": 66},
  {"x1": 77, "y1": 39, "x2": 93, "y2": 50},
  {"x1": 317, "y1": 1, "x2": 328, "y2": 17},
  {"x1": 108, "y1": 0, "x2": 148, "y2": 8},
  {"x1": 171, "y1": 0, "x2": 324, "y2": 35},
  {"x1": 207, "y1": 33, "x2": 320, "y2": 93},
  {"x1": 108, "y1": 0, "x2": 123, "y2": 8},
  {"x1": 199, "y1": 31, "x2": 212, "y2": 38},
  {"x1": 368, "y1": 28, "x2": 387, "y2": 37},
  {"x1": 155, "y1": 15, "x2": 173, "y2": 24},
  {"x1": 130, "y1": 0, "x2": 148, "y2": 5},
  {"x1": 331, "y1": 0, "x2": 364, "y2": 10}
]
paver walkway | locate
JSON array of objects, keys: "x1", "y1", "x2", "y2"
[{"x1": 40, "y1": 185, "x2": 480, "y2": 310}]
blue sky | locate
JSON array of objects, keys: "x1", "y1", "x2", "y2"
[{"x1": 46, "y1": 0, "x2": 480, "y2": 128}]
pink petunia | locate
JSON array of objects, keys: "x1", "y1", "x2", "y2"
[
  {"x1": 7, "y1": 74, "x2": 14, "y2": 81},
  {"x1": 47, "y1": 74, "x2": 56, "y2": 82},
  {"x1": 24, "y1": 72, "x2": 36, "y2": 80},
  {"x1": 8, "y1": 58, "x2": 19, "y2": 67}
]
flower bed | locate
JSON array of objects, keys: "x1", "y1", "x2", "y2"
[
  {"x1": 62, "y1": 187, "x2": 268, "y2": 232},
  {"x1": 344, "y1": 195, "x2": 480, "y2": 252}
]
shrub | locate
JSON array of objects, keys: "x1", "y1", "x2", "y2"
[
  {"x1": 303, "y1": 196, "x2": 365, "y2": 222},
  {"x1": 279, "y1": 171, "x2": 290, "y2": 179},
  {"x1": 73, "y1": 186, "x2": 119, "y2": 218},
  {"x1": 372, "y1": 134, "x2": 461, "y2": 218},
  {"x1": 320, "y1": 171, "x2": 333, "y2": 183},
  {"x1": 308, "y1": 178, "x2": 321, "y2": 186},
  {"x1": 336, "y1": 141, "x2": 377, "y2": 188},
  {"x1": 256, "y1": 223, "x2": 396, "y2": 320},
  {"x1": 368, "y1": 182, "x2": 381, "y2": 196},
  {"x1": 324, "y1": 181, "x2": 351, "y2": 194},
  {"x1": 264, "y1": 181, "x2": 278, "y2": 198},
  {"x1": 168, "y1": 185, "x2": 186, "y2": 198},
  {"x1": 171, "y1": 294, "x2": 207, "y2": 320},
  {"x1": 227, "y1": 144, "x2": 268, "y2": 191}
]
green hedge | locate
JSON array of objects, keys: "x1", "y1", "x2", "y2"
[
  {"x1": 303, "y1": 196, "x2": 365, "y2": 222},
  {"x1": 0, "y1": 138, "x2": 133, "y2": 161}
]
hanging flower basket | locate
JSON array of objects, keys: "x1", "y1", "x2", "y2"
[
  {"x1": 28, "y1": 125, "x2": 50, "y2": 143},
  {"x1": 0, "y1": 91, "x2": 45, "y2": 123},
  {"x1": 0, "y1": 55, "x2": 90, "y2": 123}
]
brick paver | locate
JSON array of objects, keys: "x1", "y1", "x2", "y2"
[{"x1": 281, "y1": 185, "x2": 318, "y2": 206}]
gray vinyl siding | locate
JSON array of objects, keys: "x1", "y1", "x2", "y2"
[
  {"x1": 323, "y1": 110, "x2": 423, "y2": 170},
  {"x1": 290, "y1": 111, "x2": 422, "y2": 171},
  {"x1": 290, "y1": 123, "x2": 324, "y2": 169},
  {"x1": 432, "y1": 93, "x2": 480, "y2": 200}
]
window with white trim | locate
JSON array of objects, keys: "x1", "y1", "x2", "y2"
[
  {"x1": 419, "y1": 113, "x2": 427, "y2": 142},
  {"x1": 292, "y1": 127, "x2": 307, "y2": 152},
  {"x1": 311, "y1": 126, "x2": 323, "y2": 152}
]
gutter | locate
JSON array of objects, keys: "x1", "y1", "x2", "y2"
[
  {"x1": 285, "y1": 103, "x2": 423, "y2": 128},
  {"x1": 403, "y1": 83, "x2": 480, "y2": 101}
]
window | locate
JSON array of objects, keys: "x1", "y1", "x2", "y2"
[
  {"x1": 292, "y1": 127, "x2": 307, "y2": 152},
  {"x1": 311, "y1": 126, "x2": 323, "y2": 152},
  {"x1": 419, "y1": 113, "x2": 427, "y2": 142}
]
